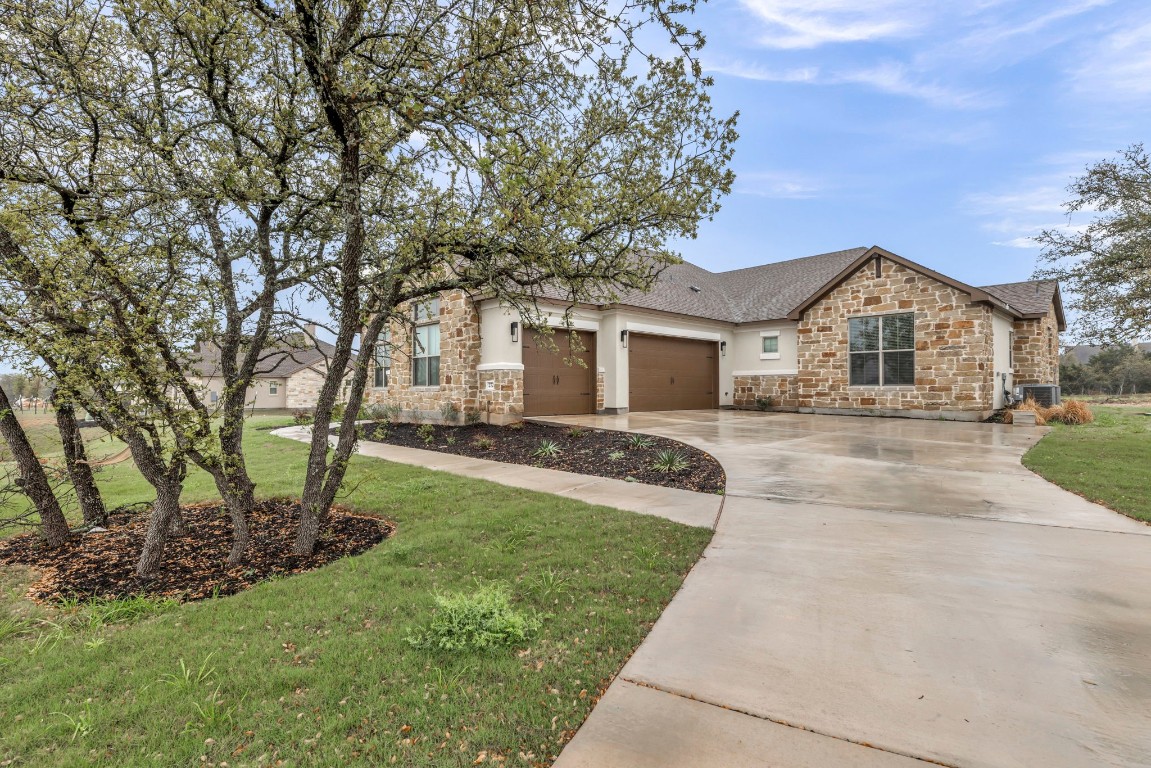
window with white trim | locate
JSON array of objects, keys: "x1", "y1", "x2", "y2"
[
  {"x1": 849, "y1": 313, "x2": 915, "y2": 386},
  {"x1": 268, "y1": 381, "x2": 279, "y2": 395},
  {"x1": 761, "y1": 334, "x2": 779, "y2": 358},
  {"x1": 373, "y1": 333, "x2": 391, "y2": 388},
  {"x1": 412, "y1": 299, "x2": 440, "y2": 387}
]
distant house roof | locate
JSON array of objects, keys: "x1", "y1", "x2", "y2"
[
  {"x1": 1064, "y1": 342, "x2": 1151, "y2": 364},
  {"x1": 574, "y1": 246, "x2": 1064, "y2": 326},
  {"x1": 189, "y1": 336, "x2": 343, "y2": 379}
]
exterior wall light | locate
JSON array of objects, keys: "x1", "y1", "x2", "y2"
[
  {"x1": 510, "y1": 321, "x2": 519, "y2": 342},
  {"x1": 720, "y1": 340, "x2": 727, "y2": 356},
  {"x1": 620, "y1": 330, "x2": 629, "y2": 348}
]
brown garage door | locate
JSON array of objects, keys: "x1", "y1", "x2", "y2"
[
  {"x1": 522, "y1": 331, "x2": 597, "y2": 417},
  {"x1": 629, "y1": 334, "x2": 718, "y2": 412}
]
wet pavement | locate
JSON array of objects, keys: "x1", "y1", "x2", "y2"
[{"x1": 548, "y1": 410, "x2": 1151, "y2": 768}]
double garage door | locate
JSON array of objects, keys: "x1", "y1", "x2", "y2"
[{"x1": 522, "y1": 330, "x2": 718, "y2": 417}]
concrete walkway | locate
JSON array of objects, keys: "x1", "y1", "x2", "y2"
[
  {"x1": 545, "y1": 411, "x2": 1151, "y2": 768},
  {"x1": 270, "y1": 425, "x2": 720, "y2": 529}
]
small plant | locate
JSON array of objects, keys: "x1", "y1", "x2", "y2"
[
  {"x1": 624, "y1": 433, "x2": 654, "y2": 450},
  {"x1": 0, "y1": 616, "x2": 34, "y2": 643},
  {"x1": 532, "y1": 439, "x2": 561, "y2": 459},
  {"x1": 567, "y1": 426, "x2": 587, "y2": 439},
  {"x1": 53, "y1": 702, "x2": 94, "y2": 743},
  {"x1": 331, "y1": 402, "x2": 347, "y2": 422},
  {"x1": 292, "y1": 409, "x2": 313, "y2": 426},
  {"x1": 383, "y1": 402, "x2": 403, "y2": 424},
  {"x1": 372, "y1": 424, "x2": 389, "y2": 440},
  {"x1": 407, "y1": 583, "x2": 540, "y2": 652},
  {"x1": 506, "y1": 420, "x2": 525, "y2": 431},
  {"x1": 499, "y1": 524, "x2": 538, "y2": 553},
  {"x1": 651, "y1": 449, "x2": 690, "y2": 473},
  {"x1": 472, "y1": 436, "x2": 495, "y2": 451},
  {"x1": 754, "y1": 395, "x2": 775, "y2": 411},
  {"x1": 416, "y1": 423, "x2": 436, "y2": 445},
  {"x1": 607, "y1": 450, "x2": 625, "y2": 461},
  {"x1": 445, "y1": 434, "x2": 458, "y2": 446},
  {"x1": 439, "y1": 401, "x2": 461, "y2": 424},
  {"x1": 464, "y1": 407, "x2": 483, "y2": 427},
  {"x1": 526, "y1": 567, "x2": 573, "y2": 602},
  {"x1": 158, "y1": 653, "x2": 218, "y2": 694},
  {"x1": 632, "y1": 544, "x2": 663, "y2": 570}
]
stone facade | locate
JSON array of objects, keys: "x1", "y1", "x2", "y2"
[
  {"x1": 367, "y1": 290, "x2": 484, "y2": 421},
  {"x1": 733, "y1": 374, "x2": 798, "y2": 409},
  {"x1": 1013, "y1": 301, "x2": 1060, "y2": 386},
  {"x1": 477, "y1": 368, "x2": 524, "y2": 425},
  {"x1": 285, "y1": 367, "x2": 350, "y2": 410},
  {"x1": 795, "y1": 259, "x2": 996, "y2": 417}
]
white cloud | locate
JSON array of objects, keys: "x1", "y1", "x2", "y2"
[
  {"x1": 958, "y1": 0, "x2": 1111, "y2": 51},
  {"x1": 736, "y1": 0, "x2": 928, "y2": 49},
  {"x1": 707, "y1": 57, "x2": 992, "y2": 110},
  {"x1": 703, "y1": 59, "x2": 818, "y2": 83},
  {"x1": 1073, "y1": 19, "x2": 1151, "y2": 99},
  {"x1": 992, "y1": 236, "x2": 1041, "y2": 249},
  {"x1": 831, "y1": 62, "x2": 997, "y2": 109},
  {"x1": 735, "y1": 171, "x2": 823, "y2": 199}
]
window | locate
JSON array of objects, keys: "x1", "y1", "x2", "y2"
[
  {"x1": 373, "y1": 334, "x2": 391, "y2": 388},
  {"x1": 412, "y1": 298, "x2": 440, "y2": 387},
  {"x1": 762, "y1": 336, "x2": 779, "y2": 354},
  {"x1": 849, "y1": 313, "x2": 915, "y2": 387},
  {"x1": 210, "y1": 390, "x2": 219, "y2": 404},
  {"x1": 1008, "y1": 330, "x2": 1015, "y2": 368},
  {"x1": 269, "y1": 381, "x2": 279, "y2": 395}
]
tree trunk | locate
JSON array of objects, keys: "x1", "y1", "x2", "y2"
[
  {"x1": 54, "y1": 400, "x2": 107, "y2": 526},
  {"x1": 137, "y1": 472, "x2": 184, "y2": 577},
  {"x1": 0, "y1": 384, "x2": 70, "y2": 546}
]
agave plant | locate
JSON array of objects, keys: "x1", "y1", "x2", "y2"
[
  {"x1": 533, "y1": 439, "x2": 562, "y2": 459},
  {"x1": 651, "y1": 449, "x2": 690, "y2": 473},
  {"x1": 624, "y1": 433, "x2": 654, "y2": 450}
]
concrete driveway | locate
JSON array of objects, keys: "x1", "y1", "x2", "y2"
[{"x1": 546, "y1": 411, "x2": 1151, "y2": 768}]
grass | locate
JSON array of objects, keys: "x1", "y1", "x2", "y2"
[
  {"x1": 2, "y1": 410, "x2": 126, "y2": 464},
  {"x1": 1023, "y1": 406, "x2": 1151, "y2": 523},
  {"x1": 0, "y1": 415, "x2": 712, "y2": 766}
]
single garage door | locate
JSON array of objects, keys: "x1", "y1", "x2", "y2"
[
  {"x1": 629, "y1": 334, "x2": 718, "y2": 412},
  {"x1": 522, "y1": 331, "x2": 597, "y2": 417}
]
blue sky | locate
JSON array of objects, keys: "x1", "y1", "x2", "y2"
[{"x1": 670, "y1": 0, "x2": 1150, "y2": 294}]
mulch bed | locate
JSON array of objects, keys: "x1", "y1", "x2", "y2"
[
  {"x1": 0, "y1": 499, "x2": 393, "y2": 604},
  {"x1": 352, "y1": 421, "x2": 726, "y2": 494}
]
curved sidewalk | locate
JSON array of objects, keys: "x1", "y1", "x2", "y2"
[{"x1": 270, "y1": 425, "x2": 721, "y2": 530}]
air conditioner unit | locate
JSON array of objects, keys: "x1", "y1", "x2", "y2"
[{"x1": 1019, "y1": 384, "x2": 1061, "y2": 407}]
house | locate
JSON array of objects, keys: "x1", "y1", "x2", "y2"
[
  {"x1": 189, "y1": 330, "x2": 352, "y2": 410},
  {"x1": 1064, "y1": 342, "x2": 1151, "y2": 365},
  {"x1": 366, "y1": 246, "x2": 1064, "y2": 423}
]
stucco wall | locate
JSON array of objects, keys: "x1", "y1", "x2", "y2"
[
  {"x1": 1013, "y1": 301, "x2": 1060, "y2": 386},
  {"x1": 795, "y1": 259, "x2": 995, "y2": 417},
  {"x1": 992, "y1": 312, "x2": 1014, "y2": 409},
  {"x1": 196, "y1": 376, "x2": 288, "y2": 410}
]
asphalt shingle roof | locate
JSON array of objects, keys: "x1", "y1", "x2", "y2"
[
  {"x1": 978, "y1": 280, "x2": 1060, "y2": 316},
  {"x1": 189, "y1": 337, "x2": 340, "y2": 379},
  {"x1": 606, "y1": 247, "x2": 869, "y2": 323}
]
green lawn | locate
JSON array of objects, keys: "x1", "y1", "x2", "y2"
[
  {"x1": 1023, "y1": 406, "x2": 1151, "y2": 523},
  {"x1": 0, "y1": 416, "x2": 712, "y2": 766}
]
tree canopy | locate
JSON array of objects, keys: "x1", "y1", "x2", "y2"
[{"x1": 1036, "y1": 143, "x2": 1151, "y2": 343}]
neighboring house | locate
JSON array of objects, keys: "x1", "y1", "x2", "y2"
[
  {"x1": 189, "y1": 331, "x2": 352, "y2": 410},
  {"x1": 367, "y1": 246, "x2": 1065, "y2": 423},
  {"x1": 1064, "y1": 342, "x2": 1151, "y2": 365}
]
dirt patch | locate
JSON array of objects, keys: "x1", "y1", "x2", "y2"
[
  {"x1": 0, "y1": 499, "x2": 393, "y2": 604},
  {"x1": 353, "y1": 421, "x2": 726, "y2": 494}
]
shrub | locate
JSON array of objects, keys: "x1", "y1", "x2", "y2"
[
  {"x1": 360, "y1": 402, "x2": 392, "y2": 422},
  {"x1": 608, "y1": 450, "x2": 625, "y2": 461},
  {"x1": 1060, "y1": 399, "x2": 1095, "y2": 425},
  {"x1": 445, "y1": 434, "x2": 458, "y2": 446},
  {"x1": 463, "y1": 407, "x2": 483, "y2": 427},
  {"x1": 382, "y1": 403, "x2": 403, "y2": 424},
  {"x1": 567, "y1": 426, "x2": 587, "y2": 439},
  {"x1": 472, "y1": 436, "x2": 495, "y2": 451},
  {"x1": 439, "y1": 401, "x2": 461, "y2": 424},
  {"x1": 416, "y1": 423, "x2": 436, "y2": 445},
  {"x1": 292, "y1": 409, "x2": 313, "y2": 426},
  {"x1": 407, "y1": 584, "x2": 539, "y2": 653},
  {"x1": 330, "y1": 402, "x2": 347, "y2": 422},
  {"x1": 651, "y1": 449, "x2": 690, "y2": 473},
  {"x1": 754, "y1": 395, "x2": 775, "y2": 411},
  {"x1": 532, "y1": 439, "x2": 561, "y2": 459}
]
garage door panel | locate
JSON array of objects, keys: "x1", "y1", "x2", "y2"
[
  {"x1": 629, "y1": 334, "x2": 717, "y2": 412},
  {"x1": 522, "y1": 331, "x2": 597, "y2": 417}
]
